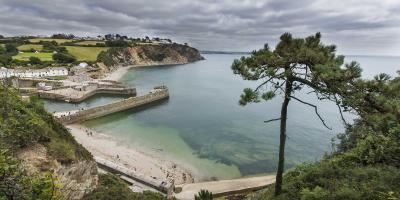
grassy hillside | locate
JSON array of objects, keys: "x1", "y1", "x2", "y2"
[
  {"x1": 17, "y1": 44, "x2": 43, "y2": 51},
  {"x1": 29, "y1": 38, "x2": 76, "y2": 44},
  {"x1": 75, "y1": 40, "x2": 105, "y2": 45},
  {"x1": 0, "y1": 84, "x2": 167, "y2": 199},
  {"x1": 0, "y1": 84, "x2": 93, "y2": 199},
  {"x1": 0, "y1": 86, "x2": 92, "y2": 163},
  {"x1": 64, "y1": 46, "x2": 108, "y2": 61},
  {"x1": 12, "y1": 52, "x2": 53, "y2": 61}
]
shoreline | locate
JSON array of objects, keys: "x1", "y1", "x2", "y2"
[
  {"x1": 103, "y1": 62, "x2": 193, "y2": 82},
  {"x1": 67, "y1": 124, "x2": 196, "y2": 185}
]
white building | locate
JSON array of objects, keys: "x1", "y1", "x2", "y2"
[
  {"x1": 0, "y1": 67, "x2": 68, "y2": 78},
  {"x1": 79, "y1": 62, "x2": 88, "y2": 68}
]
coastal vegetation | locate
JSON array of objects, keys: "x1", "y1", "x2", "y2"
[
  {"x1": 17, "y1": 44, "x2": 43, "y2": 51},
  {"x1": 195, "y1": 190, "x2": 213, "y2": 200},
  {"x1": 0, "y1": 82, "x2": 91, "y2": 199},
  {"x1": 64, "y1": 46, "x2": 109, "y2": 61},
  {"x1": 28, "y1": 38, "x2": 76, "y2": 44},
  {"x1": 0, "y1": 80, "x2": 172, "y2": 199},
  {"x1": 232, "y1": 32, "x2": 360, "y2": 195},
  {"x1": 96, "y1": 47, "x2": 123, "y2": 67},
  {"x1": 13, "y1": 52, "x2": 53, "y2": 61},
  {"x1": 84, "y1": 173, "x2": 168, "y2": 200},
  {"x1": 250, "y1": 72, "x2": 400, "y2": 199},
  {"x1": 0, "y1": 34, "x2": 181, "y2": 69},
  {"x1": 233, "y1": 33, "x2": 400, "y2": 199}
]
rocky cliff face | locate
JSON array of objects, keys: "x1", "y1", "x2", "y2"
[
  {"x1": 113, "y1": 44, "x2": 204, "y2": 66},
  {"x1": 17, "y1": 143, "x2": 98, "y2": 200}
]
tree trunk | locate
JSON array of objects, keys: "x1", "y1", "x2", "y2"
[{"x1": 274, "y1": 79, "x2": 292, "y2": 196}]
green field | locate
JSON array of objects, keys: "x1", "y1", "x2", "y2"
[
  {"x1": 17, "y1": 44, "x2": 43, "y2": 51},
  {"x1": 75, "y1": 40, "x2": 105, "y2": 45},
  {"x1": 29, "y1": 38, "x2": 76, "y2": 44},
  {"x1": 64, "y1": 46, "x2": 108, "y2": 61},
  {"x1": 13, "y1": 52, "x2": 53, "y2": 61}
]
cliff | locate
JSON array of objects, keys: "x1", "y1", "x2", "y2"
[
  {"x1": 0, "y1": 87, "x2": 98, "y2": 199},
  {"x1": 0, "y1": 85, "x2": 167, "y2": 200},
  {"x1": 97, "y1": 43, "x2": 204, "y2": 68}
]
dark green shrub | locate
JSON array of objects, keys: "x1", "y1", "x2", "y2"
[
  {"x1": 53, "y1": 52, "x2": 76, "y2": 63},
  {"x1": 195, "y1": 189, "x2": 213, "y2": 200}
]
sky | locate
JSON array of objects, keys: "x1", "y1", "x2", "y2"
[{"x1": 1, "y1": 0, "x2": 399, "y2": 56}]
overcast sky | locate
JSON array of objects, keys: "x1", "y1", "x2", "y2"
[{"x1": 1, "y1": 0, "x2": 399, "y2": 55}]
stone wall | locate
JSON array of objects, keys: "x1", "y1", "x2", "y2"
[
  {"x1": 56, "y1": 88, "x2": 168, "y2": 124},
  {"x1": 12, "y1": 78, "x2": 64, "y2": 88},
  {"x1": 39, "y1": 87, "x2": 136, "y2": 103}
]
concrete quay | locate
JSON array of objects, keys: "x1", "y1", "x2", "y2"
[
  {"x1": 38, "y1": 83, "x2": 136, "y2": 103},
  {"x1": 54, "y1": 86, "x2": 169, "y2": 124}
]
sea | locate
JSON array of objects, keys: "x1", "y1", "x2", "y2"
[{"x1": 44, "y1": 54, "x2": 399, "y2": 180}]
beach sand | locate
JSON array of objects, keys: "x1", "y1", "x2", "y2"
[
  {"x1": 67, "y1": 124, "x2": 195, "y2": 185},
  {"x1": 103, "y1": 65, "x2": 133, "y2": 81}
]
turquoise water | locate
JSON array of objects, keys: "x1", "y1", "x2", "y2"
[{"x1": 44, "y1": 54, "x2": 399, "y2": 180}]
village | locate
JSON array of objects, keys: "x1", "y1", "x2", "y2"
[{"x1": 0, "y1": 66, "x2": 68, "y2": 78}]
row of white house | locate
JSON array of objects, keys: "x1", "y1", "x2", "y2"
[{"x1": 0, "y1": 67, "x2": 68, "y2": 78}]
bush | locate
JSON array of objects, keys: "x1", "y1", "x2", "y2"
[
  {"x1": 83, "y1": 173, "x2": 167, "y2": 200},
  {"x1": 195, "y1": 190, "x2": 213, "y2": 200},
  {"x1": 53, "y1": 52, "x2": 76, "y2": 63},
  {"x1": 300, "y1": 187, "x2": 329, "y2": 200},
  {"x1": 29, "y1": 56, "x2": 42, "y2": 65},
  {"x1": 96, "y1": 48, "x2": 122, "y2": 67},
  {"x1": 105, "y1": 40, "x2": 129, "y2": 47},
  {"x1": 5, "y1": 43, "x2": 18, "y2": 54},
  {"x1": 0, "y1": 54, "x2": 12, "y2": 66}
]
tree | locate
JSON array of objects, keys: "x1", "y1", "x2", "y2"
[
  {"x1": 231, "y1": 32, "x2": 360, "y2": 196},
  {"x1": 105, "y1": 40, "x2": 129, "y2": 47},
  {"x1": 29, "y1": 56, "x2": 42, "y2": 65},
  {"x1": 53, "y1": 52, "x2": 76, "y2": 63},
  {"x1": 0, "y1": 54, "x2": 12, "y2": 66},
  {"x1": 5, "y1": 43, "x2": 18, "y2": 54},
  {"x1": 0, "y1": 45, "x2": 5, "y2": 54}
]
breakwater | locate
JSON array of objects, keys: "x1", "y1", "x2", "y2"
[
  {"x1": 39, "y1": 86, "x2": 136, "y2": 103},
  {"x1": 54, "y1": 86, "x2": 169, "y2": 124}
]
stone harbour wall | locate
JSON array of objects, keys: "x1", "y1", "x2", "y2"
[{"x1": 55, "y1": 88, "x2": 168, "y2": 124}]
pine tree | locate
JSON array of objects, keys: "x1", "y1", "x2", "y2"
[{"x1": 231, "y1": 32, "x2": 361, "y2": 195}]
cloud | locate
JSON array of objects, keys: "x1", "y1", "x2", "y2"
[{"x1": 0, "y1": 0, "x2": 399, "y2": 55}]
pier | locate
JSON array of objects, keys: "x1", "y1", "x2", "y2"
[
  {"x1": 38, "y1": 82, "x2": 136, "y2": 103},
  {"x1": 54, "y1": 86, "x2": 169, "y2": 124}
]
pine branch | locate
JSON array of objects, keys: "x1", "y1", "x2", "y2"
[
  {"x1": 255, "y1": 76, "x2": 275, "y2": 92},
  {"x1": 264, "y1": 118, "x2": 282, "y2": 123},
  {"x1": 290, "y1": 95, "x2": 332, "y2": 130},
  {"x1": 334, "y1": 95, "x2": 349, "y2": 126}
]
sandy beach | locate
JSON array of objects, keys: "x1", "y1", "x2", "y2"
[
  {"x1": 103, "y1": 65, "x2": 133, "y2": 81},
  {"x1": 103, "y1": 63, "x2": 185, "y2": 81},
  {"x1": 67, "y1": 124, "x2": 195, "y2": 185}
]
